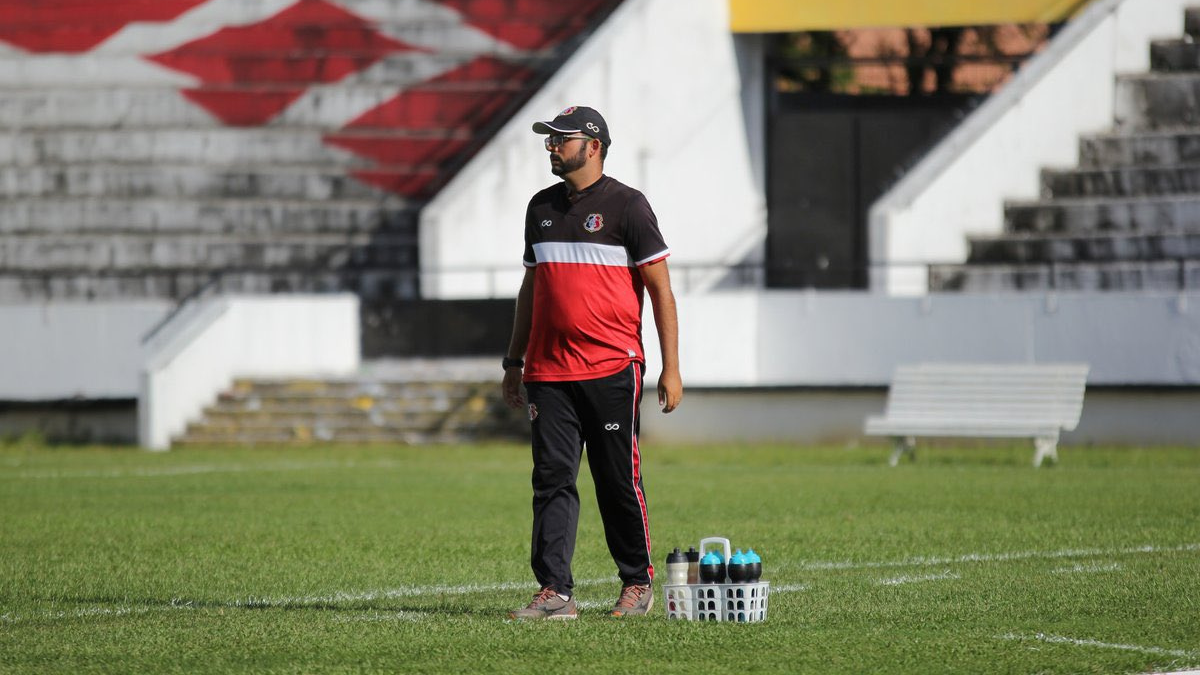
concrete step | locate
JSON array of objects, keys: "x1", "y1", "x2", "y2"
[
  {"x1": 0, "y1": 197, "x2": 418, "y2": 234},
  {"x1": 1004, "y1": 195, "x2": 1200, "y2": 234},
  {"x1": 1115, "y1": 72, "x2": 1200, "y2": 130},
  {"x1": 928, "y1": 259, "x2": 1200, "y2": 292},
  {"x1": 1078, "y1": 128, "x2": 1200, "y2": 168},
  {"x1": 172, "y1": 374, "x2": 526, "y2": 446},
  {"x1": 1150, "y1": 39, "x2": 1200, "y2": 72},
  {"x1": 170, "y1": 429, "x2": 492, "y2": 446},
  {"x1": 0, "y1": 163, "x2": 437, "y2": 199},
  {"x1": 0, "y1": 127, "x2": 371, "y2": 166},
  {"x1": 967, "y1": 231, "x2": 1200, "y2": 264},
  {"x1": 0, "y1": 267, "x2": 420, "y2": 302},
  {"x1": 0, "y1": 232, "x2": 415, "y2": 270},
  {"x1": 0, "y1": 51, "x2": 510, "y2": 87},
  {"x1": 0, "y1": 80, "x2": 530, "y2": 129},
  {"x1": 1040, "y1": 163, "x2": 1200, "y2": 198},
  {"x1": 225, "y1": 378, "x2": 492, "y2": 398}
]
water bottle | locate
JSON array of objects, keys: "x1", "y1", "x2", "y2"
[
  {"x1": 727, "y1": 549, "x2": 750, "y2": 583},
  {"x1": 699, "y1": 550, "x2": 726, "y2": 584},
  {"x1": 666, "y1": 547, "x2": 688, "y2": 586},
  {"x1": 745, "y1": 549, "x2": 762, "y2": 582},
  {"x1": 686, "y1": 546, "x2": 700, "y2": 584}
]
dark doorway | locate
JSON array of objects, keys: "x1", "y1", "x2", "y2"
[{"x1": 766, "y1": 93, "x2": 976, "y2": 288}]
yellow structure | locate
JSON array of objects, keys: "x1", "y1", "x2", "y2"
[{"x1": 729, "y1": 0, "x2": 1090, "y2": 32}]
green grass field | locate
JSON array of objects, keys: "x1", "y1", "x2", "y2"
[{"x1": 1, "y1": 440, "x2": 1198, "y2": 674}]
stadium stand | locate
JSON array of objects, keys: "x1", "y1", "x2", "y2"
[
  {"x1": 0, "y1": 0, "x2": 621, "y2": 302},
  {"x1": 928, "y1": 6, "x2": 1200, "y2": 292}
]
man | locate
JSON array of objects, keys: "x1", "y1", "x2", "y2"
[{"x1": 502, "y1": 105, "x2": 682, "y2": 620}]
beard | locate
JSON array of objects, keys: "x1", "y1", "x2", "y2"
[{"x1": 550, "y1": 142, "x2": 589, "y2": 176}]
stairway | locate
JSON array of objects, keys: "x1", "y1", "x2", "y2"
[
  {"x1": 929, "y1": 6, "x2": 1200, "y2": 292},
  {"x1": 174, "y1": 372, "x2": 527, "y2": 447},
  {"x1": 0, "y1": 0, "x2": 621, "y2": 302}
]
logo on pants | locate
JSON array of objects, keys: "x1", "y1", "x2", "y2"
[
  {"x1": 605, "y1": 423, "x2": 620, "y2": 431},
  {"x1": 528, "y1": 403, "x2": 538, "y2": 422}
]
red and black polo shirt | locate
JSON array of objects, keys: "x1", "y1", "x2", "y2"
[{"x1": 522, "y1": 175, "x2": 670, "y2": 382}]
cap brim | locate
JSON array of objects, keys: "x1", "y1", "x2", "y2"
[{"x1": 532, "y1": 121, "x2": 580, "y2": 135}]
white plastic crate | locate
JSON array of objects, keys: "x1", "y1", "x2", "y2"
[{"x1": 664, "y1": 582, "x2": 769, "y2": 622}]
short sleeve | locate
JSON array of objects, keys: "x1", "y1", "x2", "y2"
[{"x1": 623, "y1": 192, "x2": 670, "y2": 267}]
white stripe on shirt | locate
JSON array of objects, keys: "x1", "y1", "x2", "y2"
[
  {"x1": 530, "y1": 242, "x2": 670, "y2": 268},
  {"x1": 532, "y1": 242, "x2": 632, "y2": 267}
]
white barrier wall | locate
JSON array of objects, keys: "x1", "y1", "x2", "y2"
[
  {"x1": 419, "y1": 0, "x2": 766, "y2": 298},
  {"x1": 139, "y1": 294, "x2": 359, "y2": 450},
  {"x1": 639, "y1": 290, "x2": 1200, "y2": 388},
  {"x1": 0, "y1": 301, "x2": 170, "y2": 399},
  {"x1": 869, "y1": 0, "x2": 1193, "y2": 295}
]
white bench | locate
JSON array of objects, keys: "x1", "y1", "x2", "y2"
[{"x1": 864, "y1": 363, "x2": 1089, "y2": 467}]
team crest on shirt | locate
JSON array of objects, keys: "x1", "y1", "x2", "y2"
[{"x1": 583, "y1": 213, "x2": 604, "y2": 233}]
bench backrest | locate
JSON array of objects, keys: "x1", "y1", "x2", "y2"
[{"x1": 882, "y1": 363, "x2": 1090, "y2": 430}]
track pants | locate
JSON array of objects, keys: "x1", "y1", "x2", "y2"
[{"x1": 524, "y1": 362, "x2": 653, "y2": 597}]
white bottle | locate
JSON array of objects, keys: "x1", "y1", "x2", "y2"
[{"x1": 666, "y1": 547, "x2": 689, "y2": 585}]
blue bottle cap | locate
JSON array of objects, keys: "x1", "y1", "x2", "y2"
[
  {"x1": 730, "y1": 549, "x2": 748, "y2": 565},
  {"x1": 745, "y1": 549, "x2": 761, "y2": 563},
  {"x1": 701, "y1": 551, "x2": 723, "y2": 565}
]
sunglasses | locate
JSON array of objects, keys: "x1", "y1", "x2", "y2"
[{"x1": 544, "y1": 134, "x2": 594, "y2": 150}]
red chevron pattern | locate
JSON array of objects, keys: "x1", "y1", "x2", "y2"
[
  {"x1": 0, "y1": 0, "x2": 620, "y2": 198},
  {"x1": 0, "y1": 0, "x2": 208, "y2": 52}
]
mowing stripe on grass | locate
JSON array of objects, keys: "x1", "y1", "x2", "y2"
[
  {"x1": 996, "y1": 633, "x2": 1198, "y2": 659},
  {"x1": 784, "y1": 542, "x2": 1200, "y2": 573}
]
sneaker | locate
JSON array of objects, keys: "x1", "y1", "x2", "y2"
[
  {"x1": 509, "y1": 587, "x2": 577, "y2": 620},
  {"x1": 610, "y1": 583, "x2": 653, "y2": 617}
]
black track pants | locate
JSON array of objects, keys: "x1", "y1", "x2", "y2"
[{"x1": 524, "y1": 362, "x2": 653, "y2": 597}]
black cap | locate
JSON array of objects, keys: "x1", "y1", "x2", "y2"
[
  {"x1": 532, "y1": 106, "x2": 611, "y2": 147},
  {"x1": 667, "y1": 547, "x2": 687, "y2": 564}
]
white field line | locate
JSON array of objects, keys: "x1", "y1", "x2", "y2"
[
  {"x1": 1051, "y1": 561, "x2": 1122, "y2": 574},
  {"x1": 771, "y1": 583, "x2": 809, "y2": 593},
  {"x1": 997, "y1": 633, "x2": 1199, "y2": 660},
  {"x1": 879, "y1": 571, "x2": 960, "y2": 586},
  {"x1": 781, "y1": 543, "x2": 1200, "y2": 573},
  {"x1": 1, "y1": 604, "x2": 194, "y2": 624}
]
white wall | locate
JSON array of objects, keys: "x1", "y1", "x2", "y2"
[
  {"x1": 638, "y1": 290, "x2": 1200, "y2": 388},
  {"x1": 0, "y1": 301, "x2": 171, "y2": 399},
  {"x1": 869, "y1": 0, "x2": 1194, "y2": 295},
  {"x1": 419, "y1": 0, "x2": 766, "y2": 298},
  {"x1": 139, "y1": 294, "x2": 359, "y2": 450}
]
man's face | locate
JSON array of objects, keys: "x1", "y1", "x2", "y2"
[{"x1": 548, "y1": 136, "x2": 591, "y2": 176}]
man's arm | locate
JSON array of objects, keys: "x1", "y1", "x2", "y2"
[
  {"x1": 502, "y1": 266, "x2": 536, "y2": 409},
  {"x1": 639, "y1": 260, "x2": 682, "y2": 413}
]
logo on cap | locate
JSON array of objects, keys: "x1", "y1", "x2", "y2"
[
  {"x1": 559, "y1": 106, "x2": 577, "y2": 115},
  {"x1": 583, "y1": 213, "x2": 604, "y2": 233}
]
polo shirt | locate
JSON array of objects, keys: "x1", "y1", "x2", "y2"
[{"x1": 522, "y1": 175, "x2": 670, "y2": 382}]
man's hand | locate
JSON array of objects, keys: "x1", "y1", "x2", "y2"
[
  {"x1": 502, "y1": 367, "x2": 525, "y2": 409},
  {"x1": 657, "y1": 368, "x2": 682, "y2": 413}
]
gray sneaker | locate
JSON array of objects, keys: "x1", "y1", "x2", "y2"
[
  {"x1": 610, "y1": 584, "x2": 653, "y2": 617},
  {"x1": 509, "y1": 587, "x2": 577, "y2": 620}
]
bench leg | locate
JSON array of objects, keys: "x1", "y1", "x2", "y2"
[
  {"x1": 889, "y1": 436, "x2": 916, "y2": 467},
  {"x1": 1033, "y1": 434, "x2": 1059, "y2": 468}
]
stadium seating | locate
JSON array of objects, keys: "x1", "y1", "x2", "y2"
[
  {"x1": 173, "y1": 376, "x2": 525, "y2": 446},
  {"x1": 929, "y1": 6, "x2": 1200, "y2": 292},
  {"x1": 0, "y1": 0, "x2": 621, "y2": 302}
]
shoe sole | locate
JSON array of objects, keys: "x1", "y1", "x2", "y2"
[{"x1": 508, "y1": 611, "x2": 578, "y2": 620}]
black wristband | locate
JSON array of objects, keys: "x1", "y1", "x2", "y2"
[{"x1": 502, "y1": 357, "x2": 525, "y2": 370}]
